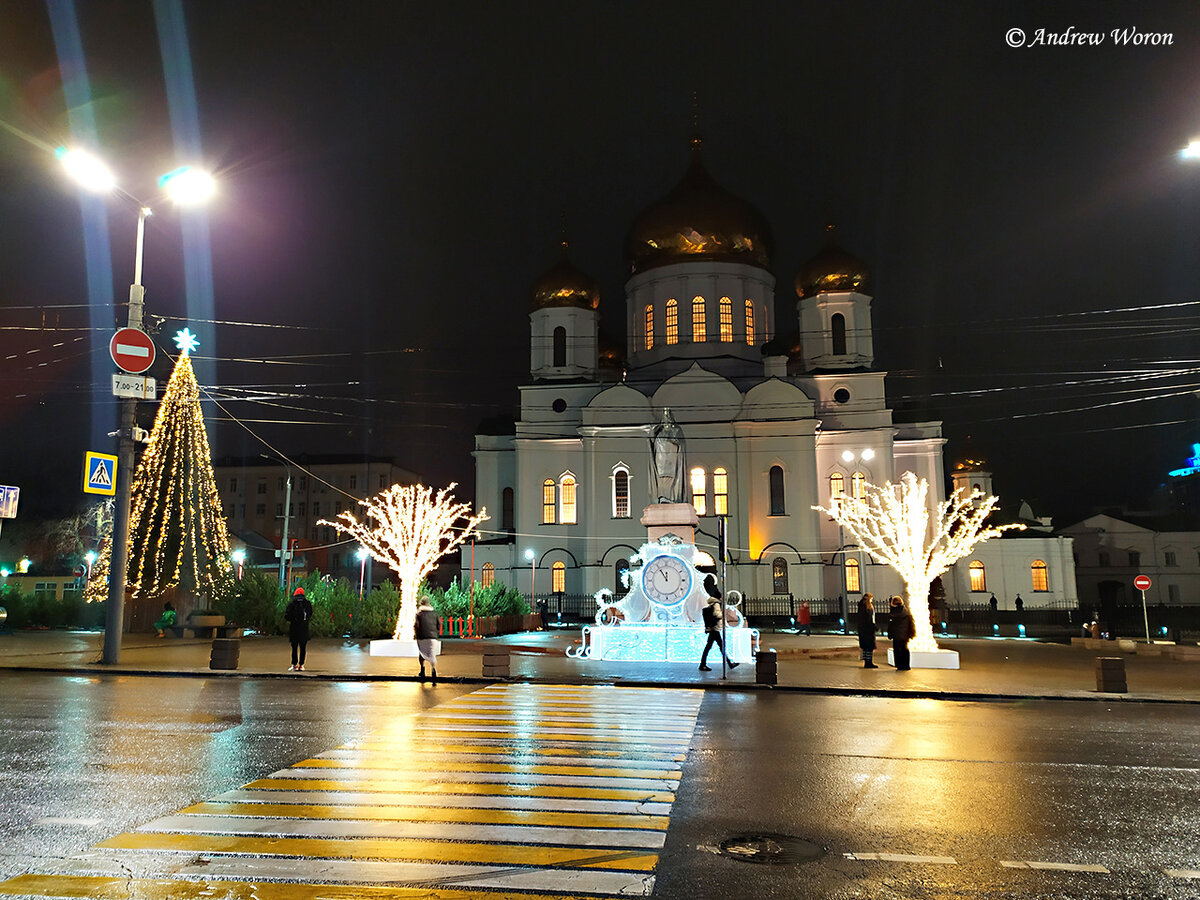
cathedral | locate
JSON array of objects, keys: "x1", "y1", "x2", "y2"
[{"x1": 465, "y1": 139, "x2": 1076, "y2": 610}]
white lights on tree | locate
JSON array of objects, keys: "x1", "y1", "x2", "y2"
[
  {"x1": 319, "y1": 483, "x2": 487, "y2": 640},
  {"x1": 814, "y1": 472, "x2": 1023, "y2": 653}
]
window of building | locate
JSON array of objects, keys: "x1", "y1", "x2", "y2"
[
  {"x1": 288, "y1": 503, "x2": 294, "y2": 517},
  {"x1": 552, "y1": 561, "x2": 566, "y2": 593},
  {"x1": 276, "y1": 503, "x2": 283, "y2": 516},
  {"x1": 335, "y1": 501, "x2": 343, "y2": 514},
  {"x1": 559, "y1": 474, "x2": 577, "y2": 524},
  {"x1": 644, "y1": 304, "x2": 654, "y2": 350},
  {"x1": 969, "y1": 560, "x2": 986, "y2": 592},
  {"x1": 502, "y1": 487, "x2": 514, "y2": 530},
  {"x1": 229, "y1": 477, "x2": 238, "y2": 493},
  {"x1": 257, "y1": 479, "x2": 267, "y2": 495},
  {"x1": 312, "y1": 502, "x2": 320, "y2": 517},
  {"x1": 845, "y1": 558, "x2": 861, "y2": 593},
  {"x1": 745, "y1": 299, "x2": 755, "y2": 345},
  {"x1": 1129, "y1": 550, "x2": 1140, "y2": 567},
  {"x1": 256, "y1": 503, "x2": 265, "y2": 517},
  {"x1": 769, "y1": 465, "x2": 785, "y2": 516},
  {"x1": 299, "y1": 477, "x2": 307, "y2": 491},
  {"x1": 378, "y1": 474, "x2": 386, "y2": 489},
  {"x1": 226, "y1": 503, "x2": 234, "y2": 518},
  {"x1": 772, "y1": 557, "x2": 789, "y2": 594},
  {"x1": 349, "y1": 474, "x2": 357, "y2": 490},
  {"x1": 1169, "y1": 584, "x2": 1181, "y2": 603},
  {"x1": 1031, "y1": 559, "x2": 1048, "y2": 591},
  {"x1": 831, "y1": 313, "x2": 847, "y2": 355},
  {"x1": 829, "y1": 472, "x2": 845, "y2": 511},
  {"x1": 713, "y1": 467, "x2": 728, "y2": 515},
  {"x1": 719, "y1": 296, "x2": 733, "y2": 342},
  {"x1": 278, "y1": 477, "x2": 286, "y2": 491},
  {"x1": 311, "y1": 527, "x2": 318, "y2": 541},
  {"x1": 1165, "y1": 551, "x2": 1178, "y2": 566},
  {"x1": 665, "y1": 298, "x2": 678, "y2": 345},
  {"x1": 851, "y1": 471, "x2": 866, "y2": 500},
  {"x1": 691, "y1": 467, "x2": 707, "y2": 516},
  {"x1": 692, "y1": 296, "x2": 706, "y2": 342},
  {"x1": 298, "y1": 502, "x2": 306, "y2": 516},
  {"x1": 613, "y1": 467, "x2": 630, "y2": 518},
  {"x1": 481, "y1": 562, "x2": 495, "y2": 587},
  {"x1": 1097, "y1": 551, "x2": 1109, "y2": 567},
  {"x1": 615, "y1": 559, "x2": 630, "y2": 596},
  {"x1": 542, "y1": 479, "x2": 556, "y2": 524},
  {"x1": 553, "y1": 326, "x2": 567, "y2": 367}
]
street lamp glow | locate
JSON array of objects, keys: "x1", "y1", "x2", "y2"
[
  {"x1": 525, "y1": 548, "x2": 535, "y2": 561},
  {"x1": 231, "y1": 549, "x2": 245, "y2": 564},
  {"x1": 85, "y1": 551, "x2": 97, "y2": 565},
  {"x1": 1180, "y1": 139, "x2": 1200, "y2": 160},
  {"x1": 355, "y1": 547, "x2": 369, "y2": 562},
  {"x1": 158, "y1": 166, "x2": 216, "y2": 206},
  {"x1": 861, "y1": 448, "x2": 875, "y2": 461},
  {"x1": 56, "y1": 146, "x2": 117, "y2": 193}
]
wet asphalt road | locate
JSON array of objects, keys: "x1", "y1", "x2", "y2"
[{"x1": 1, "y1": 671, "x2": 1198, "y2": 898}]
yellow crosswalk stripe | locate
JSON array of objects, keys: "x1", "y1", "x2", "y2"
[
  {"x1": 244, "y1": 777, "x2": 676, "y2": 802},
  {"x1": 294, "y1": 757, "x2": 683, "y2": 779}
]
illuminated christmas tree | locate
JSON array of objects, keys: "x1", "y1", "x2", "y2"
[
  {"x1": 319, "y1": 483, "x2": 487, "y2": 640},
  {"x1": 83, "y1": 329, "x2": 231, "y2": 603},
  {"x1": 815, "y1": 472, "x2": 1022, "y2": 653}
]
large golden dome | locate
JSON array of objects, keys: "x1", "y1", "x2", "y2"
[
  {"x1": 625, "y1": 139, "x2": 773, "y2": 274},
  {"x1": 532, "y1": 242, "x2": 600, "y2": 311},
  {"x1": 795, "y1": 226, "x2": 870, "y2": 297}
]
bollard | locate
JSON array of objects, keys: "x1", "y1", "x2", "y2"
[
  {"x1": 483, "y1": 647, "x2": 511, "y2": 679},
  {"x1": 755, "y1": 649, "x2": 777, "y2": 686},
  {"x1": 1094, "y1": 656, "x2": 1126, "y2": 693},
  {"x1": 210, "y1": 637, "x2": 240, "y2": 671}
]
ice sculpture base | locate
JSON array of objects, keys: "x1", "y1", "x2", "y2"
[
  {"x1": 574, "y1": 623, "x2": 758, "y2": 663},
  {"x1": 887, "y1": 647, "x2": 960, "y2": 669},
  {"x1": 370, "y1": 639, "x2": 441, "y2": 658}
]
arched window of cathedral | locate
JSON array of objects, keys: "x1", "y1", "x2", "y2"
[
  {"x1": 552, "y1": 560, "x2": 566, "y2": 593},
  {"x1": 559, "y1": 474, "x2": 577, "y2": 524},
  {"x1": 552, "y1": 326, "x2": 567, "y2": 367},
  {"x1": 644, "y1": 304, "x2": 654, "y2": 350},
  {"x1": 612, "y1": 466, "x2": 630, "y2": 518},
  {"x1": 481, "y1": 562, "x2": 495, "y2": 587},
  {"x1": 831, "y1": 313, "x2": 847, "y2": 355},
  {"x1": 745, "y1": 299, "x2": 755, "y2": 346},
  {"x1": 502, "y1": 487, "x2": 514, "y2": 531},
  {"x1": 690, "y1": 466, "x2": 707, "y2": 516},
  {"x1": 719, "y1": 297, "x2": 733, "y2": 342},
  {"x1": 692, "y1": 296, "x2": 706, "y2": 342},
  {"x1": 665, "y1": 298, "x2": 678, "y2": 345},
  {"x1": 772, "y1": 557, "x2": 789, "y2": 595},
  {"x1": 769, "y1": 465, "x2": 785, "y2": 516},
  {"x1": 851, "y1": 471, "x2": 866, "y2": 500},
  {"x1": 542, "y1": 479, "x2": 556, "y2": 524},
  {"x1": 829, "y1": 472, "x2": 845, "y2": 512},
  {"x1": 1031, "y1": 559, "x2": 1048, "y2": 591},
  {"x1": 969, "y1": 560, "x2": 986, "y2": 592},
  {"x1": 845, "y1": 558, "x2": 861, "y2": 593},
  {"x1": 713, "y1": 467, "x2": 729, "y2": 515},
  {"x1": 615, "y1": 559, "x2": 630, "y2": 596}
]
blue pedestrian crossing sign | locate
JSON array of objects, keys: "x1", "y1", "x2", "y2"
[{"x1": 83, "y1": 451, "x2": 118, "y2": 496}]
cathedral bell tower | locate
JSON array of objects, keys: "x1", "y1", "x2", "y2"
[
  {"x1": 795, "y1": 226, "x2": 874, "y2": 373},
  {"x1": 529, "y1": 242, "x2": 600, "y2": 379}
]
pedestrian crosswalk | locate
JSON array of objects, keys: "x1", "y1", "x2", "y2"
[{"x1": 0, "y1": 683, "x2": 703, "y2": 898}]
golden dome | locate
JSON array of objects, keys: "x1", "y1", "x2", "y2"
[
  {"x1": 954, "y1": 456, "x2": 990, "y2": 472},
  {"x1": 532, "y1": 242, "x2": 600, "y2": 311},
  {"x1": 625, "y1": 138, "x2": 772, "y2": 274},
  {"x1": 795, "y1": 226, "x2": 870, "y2": 297}
]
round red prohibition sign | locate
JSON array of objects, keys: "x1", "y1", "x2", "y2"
[
  {"x1": 110, "y1": 328, "x2": 156, "y2": 374},
  {"x1": 1133, "y1": 574, "x2": 1152, "y2": 591}
]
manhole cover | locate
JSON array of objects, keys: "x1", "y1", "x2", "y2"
[{"x1": 717, "y1": 833, "x2": 824, "y2": 865}]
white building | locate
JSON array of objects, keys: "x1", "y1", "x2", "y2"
[{"x1": 466, "y1": 141, "x2": 1076, "y2": 609}]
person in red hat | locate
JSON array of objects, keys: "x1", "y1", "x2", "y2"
[{"x1": 285, "y1": 586, "x2": 313, "y2": 671}]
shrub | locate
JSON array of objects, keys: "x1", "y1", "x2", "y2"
[
  {"x1": 425, "y1": 579, "x2": 530, "y2": 619},
  {"x1": 357, "y1": 581, "x2": 401, "y2": 638},
  {"x1": 215, "y1": 570, "x2": 283, "y2": 632}
]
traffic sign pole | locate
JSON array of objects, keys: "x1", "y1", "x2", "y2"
[{"x1": 1134, "y1": 574, "x2": 1152, "y2": 644}]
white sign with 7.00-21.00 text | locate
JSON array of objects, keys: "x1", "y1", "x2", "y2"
[{"x1": 112, "y1": 373, "x2": 157, "y2": 400}]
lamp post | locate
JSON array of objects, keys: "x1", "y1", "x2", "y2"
[
  {"x1": 58, "y1": 147, "x2": 215, "y2": 665},
  {"x1": 231, "y1": 549, "x2": 245, "y2": 580},
  {"x1": 84, "y1": 550, "x2": 96, "y2": 583},
  {"x1": 260, "y1": 453, "x2": 293, "y2": 589},
  {"x1": 356, "y1": 547, "x2": 368, "y2": 602},
  {"x1": 525, "y1": 548, "x2": 536, "y2": 600}
]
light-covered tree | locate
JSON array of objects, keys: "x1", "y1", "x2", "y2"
[
  {"x1": 319, "y1": 483, "x2": 487, "y2": 640},
  {"x1": 815, "y1": 472, "x2": 1023, "y2": 653}
]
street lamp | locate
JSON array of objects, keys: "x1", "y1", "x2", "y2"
[
  {"x1": 59, "y1": 146, "x2": 216, "y2": 665},
  {"x1": 231, "y1": 549, "x2": 245, "y2": 580},
  {"x1": 525, "y1": 548, "x2": 536, "y2": 599},
  {"x1": 356, "y1": 547, "x2": 369, "y2": 602},
  {"x1": 84, "y1": 550, "x2": 97, "y2": 582},
  {"x1": 1180, "y1": 139, "x2": 1200, "y2": 160},
  {"x1": 260, "y1": 453, "x2": 293, "y2": 588}
]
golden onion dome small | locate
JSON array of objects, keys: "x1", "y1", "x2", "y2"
[
  {"x1": 597, "y1": 330, "x2": 625, "y2": 370},
  {"x1": 532, "y1": 242, "x2": 600, "y2": 311},
  {"x1": 625, "y1": 137, "x2": 773, "y2": 275},
  {"x1": 954, "y1": 455, "x2": 990, "y2": 472},
  {"x1": 795, "y1": 225, "x2": 870, "y2": 297}
]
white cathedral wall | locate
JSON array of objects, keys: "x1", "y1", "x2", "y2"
[{"x1": 943, "y1": 535, "x2": 1077, "y2": 609}]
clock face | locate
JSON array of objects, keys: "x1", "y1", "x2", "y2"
[{"x1": 641, "y1": 554, "x2": 693, "y2": 607}]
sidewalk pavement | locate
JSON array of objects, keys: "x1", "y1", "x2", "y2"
[{"x1": 0, "y1": 627, "x2": 1196, "y2": 703}]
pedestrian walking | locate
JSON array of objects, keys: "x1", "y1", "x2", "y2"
[
  {"x1": 1015, "y1": 595, "x2": 1024, "y2": 613},
  {"x1": 797, "y1": 599, "x2": 812, "y2": 636},
  {"x1": 699, "y1": 574, "x2": 738, "y2": 672},
  {"x1": 152, "y1": 601, "x2": 176, "y2": 637},
  {"x1": 989, "y1": 594, "x2": 998, "y2": 613},
  {"x1": 888, "y1": 595, "x2": 916, "y2": 671},
  {"x1": 284, "y1": 586, "x2": 313, "y2": 671},
  {"x1": 415, "y1": 598, "x2": 441, "y2": 683},
  {"x1": 858, "y1": 593, "x2": 878, "y2": 668}
]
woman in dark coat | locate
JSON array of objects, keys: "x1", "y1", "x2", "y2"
[
  {"x1": 888, "y1": 595, "x2": 916, "y2": 671},
  {"x1": 857, "y1": 593, "x2": 878, "y2": 668},
  {"x1": 285, "y1": 587, "x2": 313, "y2": 671}
]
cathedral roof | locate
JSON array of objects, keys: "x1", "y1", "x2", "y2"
[
  {"x1": 531, "y1": 242, "x2": 600, "y2": 311},
  {"x1": 795, "y1": 226, "x2": 870, "y2": 297},
  {"x1": 625, "y1": 137, "x2": 773, "y2": 275}
]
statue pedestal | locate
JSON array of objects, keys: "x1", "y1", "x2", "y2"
[{"x1": 640, "y1": 503, "x2": 699, "y2": 545}]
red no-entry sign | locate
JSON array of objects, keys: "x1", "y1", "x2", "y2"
[
  {"x1": 109, "y1": 328, "x2": 155, "y2": 374},
  {"x1": 1134, "y1": 574, "x2": 1152, "y2": 591}
]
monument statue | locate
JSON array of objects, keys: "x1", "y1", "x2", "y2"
[{"x1": 649, "y1": 408, "x2": 687, "y2": 504}]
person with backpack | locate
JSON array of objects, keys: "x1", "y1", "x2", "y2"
[
  {"x1": 284, "y1": 586, "x2": 313, "y2": 671},
  {"x1": 699, "y1": 574, "x2": 739, "y2": 673}
]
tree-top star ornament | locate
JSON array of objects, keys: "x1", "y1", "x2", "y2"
[{"x1": 174, "y1": 327, "x2": 199, "y2": 356}]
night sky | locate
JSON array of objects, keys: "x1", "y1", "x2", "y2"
[{"x1": 3, "y1": 0, "x2": 1200, "y2": 524}]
